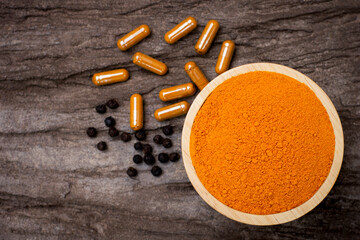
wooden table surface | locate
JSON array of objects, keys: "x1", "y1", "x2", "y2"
[{"x1": 1, "y1": 0, "x2": 359, "y2": 239}]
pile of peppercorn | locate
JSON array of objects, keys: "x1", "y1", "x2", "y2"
[
  {"x1": 87, "y1": 99, "x2": 133, "y2": 151},
  {"x1": 87, "y1": 100, "x2": 180, "y2": 178},
  {"x1": 128, "y1": 125, "x2": 179, "y2": 177}
]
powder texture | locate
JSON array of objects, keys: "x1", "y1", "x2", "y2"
[{"x1": 190, "y1": 71, "x2": 335, "y2": 215}]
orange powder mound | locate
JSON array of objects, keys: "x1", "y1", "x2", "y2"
[{"x1": 190, "y1": 71, "x2": 335, "y2": 215}]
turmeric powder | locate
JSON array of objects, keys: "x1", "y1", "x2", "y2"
[{"x1": 190, "y1": 71, "x2": 335, "y2": 214}]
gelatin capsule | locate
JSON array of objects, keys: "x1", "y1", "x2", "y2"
[
  {"x1": 195, "y1": 20, "x2": 220, "y2": 55},
  {"x1": 92, "y1": 69, "x2": 129, "y2": 86},
  {"x1": 184, "y1": 61, "x2": 209, "y2": 90},
  {"x1": 215, "y1": 40, "x2": 235, "y2": 74},
  {"x1": 164, "y1": 16, "x2": 197, "y2": 44},
  {"x1": 133, "y1": 52, "x2": 168, "y2": 75},
  {"x1": 159, "y1": 83, "x2": 196, "y2": 102},
  {"x1": 117, "y1": 24, "x2": 150, "y2": 51},
  {"x1": 154, "y1": 101, "x2": 190, "y2": 121},
  {"x1": 130, "y1": 94, "x2": 143, "y2": 131}
]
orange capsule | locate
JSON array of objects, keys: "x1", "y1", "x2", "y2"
[
  {"x1": 164, "y1": 16, "x2": 197, "y2": 44},
  {"x1": 154, "y1": 101, "x2": 190, "y2": 121},
  {"x1": 117, "y1": 24, "x2": 150, "y2": 51},
  {"x1": 195, "y1": 20, "x2": 220, "y2": 55},
  {"x1": 133, "y1": 52, "x2": 168, "y2": 75},
  {"x1": 184, "y1": 61, "x2": 209, "y2": 90},
  {"x1": 92, "y1": 69, "x2": 129, "y2": 86},
  {"x1": 215, "y1": 40, "x2": 235, "y2": 74},
  {"x1": 130, "y1": 94, "x2": 143, "y2": 131},
  {"x1": 159, "y1": 83, "x2": 196, "y2": 102}
]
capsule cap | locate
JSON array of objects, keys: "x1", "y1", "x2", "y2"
[
  {"x1": 184, "y1": 61, "x2": 197, "y2": 72},
  {"x1": 132, "y1": 52, "x2": 141, "y2": 63}
]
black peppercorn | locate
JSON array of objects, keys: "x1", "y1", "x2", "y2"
[
  {"x1": 151, "y1": 166, "x2": 162, "y2": 177},
  {"x1": 97, "y1": 141, "x2": 107, "y2": 151},
  {"x1": 142, "y1": 144, "x2": 153, "y2": 154},
  {"x1": 158, "y1": 153, "x2": 169, "y2": 163},
  {"x1": 95, "y1": 104, "x2": 107, "y2": 114},
  {"x1": 108, "y1": 127, "x2": 119, "y2": 137},
  {"x1": 162, "y1": 125, "x2": 173, "y2": 136},
  {"x1": 153, "y1": 135, "x2": 163, "y2": 144},
  {"x1": 104, "y1": 116, "x2": 116, "y2": 127},
  {"x1": 169, "y1": 152, "x2": 180, "y2": 162},
  {"x1": 106, "y1": 99, "x2": 119, "y2": 109},
  {"x1": 144, "y1": 153, "x2": 155, "y2": 165},
  {"x1": 134, "y1": 142, "x2": 143, "y2": 151},
  {"x1": 133, "y1": 155, "x2": 143, "y2": 164},
  {"x1": 135, "y1": 130, "x2": 146, "y2": 141},
  {"x1": 127, "y1": 167, "x2": 137, "y2": 177},
  {"x1": 162, "y1": 138, "x2": 172, "y2": 148},
  {"x1": 120, "y1": 132, "x2": 131, "y2": 142},
  {"x1": 86, "y1": 127, "x2": 97, "y2": 138}
]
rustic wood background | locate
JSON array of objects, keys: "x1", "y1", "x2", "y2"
[{"x1": 0, "y1": 0, "x2": 359, "y2": 239}]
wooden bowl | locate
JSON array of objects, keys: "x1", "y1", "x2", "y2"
[{"x1": 181, "y1": 63, "x2": 344, "y2": 225}]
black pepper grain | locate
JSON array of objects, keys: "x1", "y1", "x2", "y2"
[
  {"x1": 86, "y1": 127, "x2": 97, "y2": 138},
  {"x1": 162, "y1": 138, "x2": 172, "y2": 148},
  {"x1": 108, "y1": 127, "x2": 119, "y2": 137},
  {"x1": 142, "y1": 144, "x2": 153, "y2": 154},
  {"x1": 151, "y1": 166, "x2": 162, "y2": 177},
  {"x1": 144, "y1": 154, "x2": 155, "y2": 165},
  {"x1": 106, "y1": 99, "x2": 119, "y2": 109},
  {"x1": 135, "y1": 130, "x2": 146, "y2": 141},
  {"x1": 161, "y1": 125, "x2": 173, "y2": 136},
  {"x1": 153, "y1": 135, "x2": 163, "y2": 144},
  {"x1": 97, "y1": 141, "x2": 107, "y2": 151},
  {"x1": 158, "y1": 153, "x2": 169, "y2": 163},
  {"x1": 134, "y1": 142, "x2": 143, "y2": 151},
  {"x1": 169, "y1": 152, "x2": 180, "y2": 162},
  {"x1": 127, "y1": 167, "x2": 138, "y2": 177},
  {"x1": 96, "y1": 104, "x2": 107, "y2": 114},
  {"x1": 120, "y1": 132, "x2": 131, "y2": 142},
  {"x1": 104, "y1": 116, "x2": 116, "y2": 127},
  {"x1": 133, "y1": 155, "x2": 143, "y2": 164}
]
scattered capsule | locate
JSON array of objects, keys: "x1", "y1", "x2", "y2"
[
  {"x1": 117, "y1": 24, "x2": 151, "y2": 51},
  {"x1": 130, "y1": 94, "x2": 143, "y2": 131},
  {"x1": 133, "y1": 52, "x2": 168, "y2": 75},
  {"x1": 164, "y1": 16, "x2": 197, "y2": 44},
  {"x1": 159, "y1": 83, "x2": 196, "y2": 102},
  {"x1": 154, "y1": 101, "x2": 190, "y2": 121},
  {"x1": 195, "y1": 20, "x2": 220, "y2": 55},
  {"x1": 92, "y1": 69, "x2": 129, "y2": 86},
  {"x1": 216, "y1": 40, "x2": 235, "y2": 74},
  {"x1": 184, "y1": 61, "x2": 209, "y2": 90}
]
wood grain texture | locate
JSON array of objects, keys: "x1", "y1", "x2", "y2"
[
  {"x1": 182, "y1": 63, "x2": 344, "y2": 225},
  {"x1": 0, "y1": 0, "x2": 359, "y2": 239}
]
